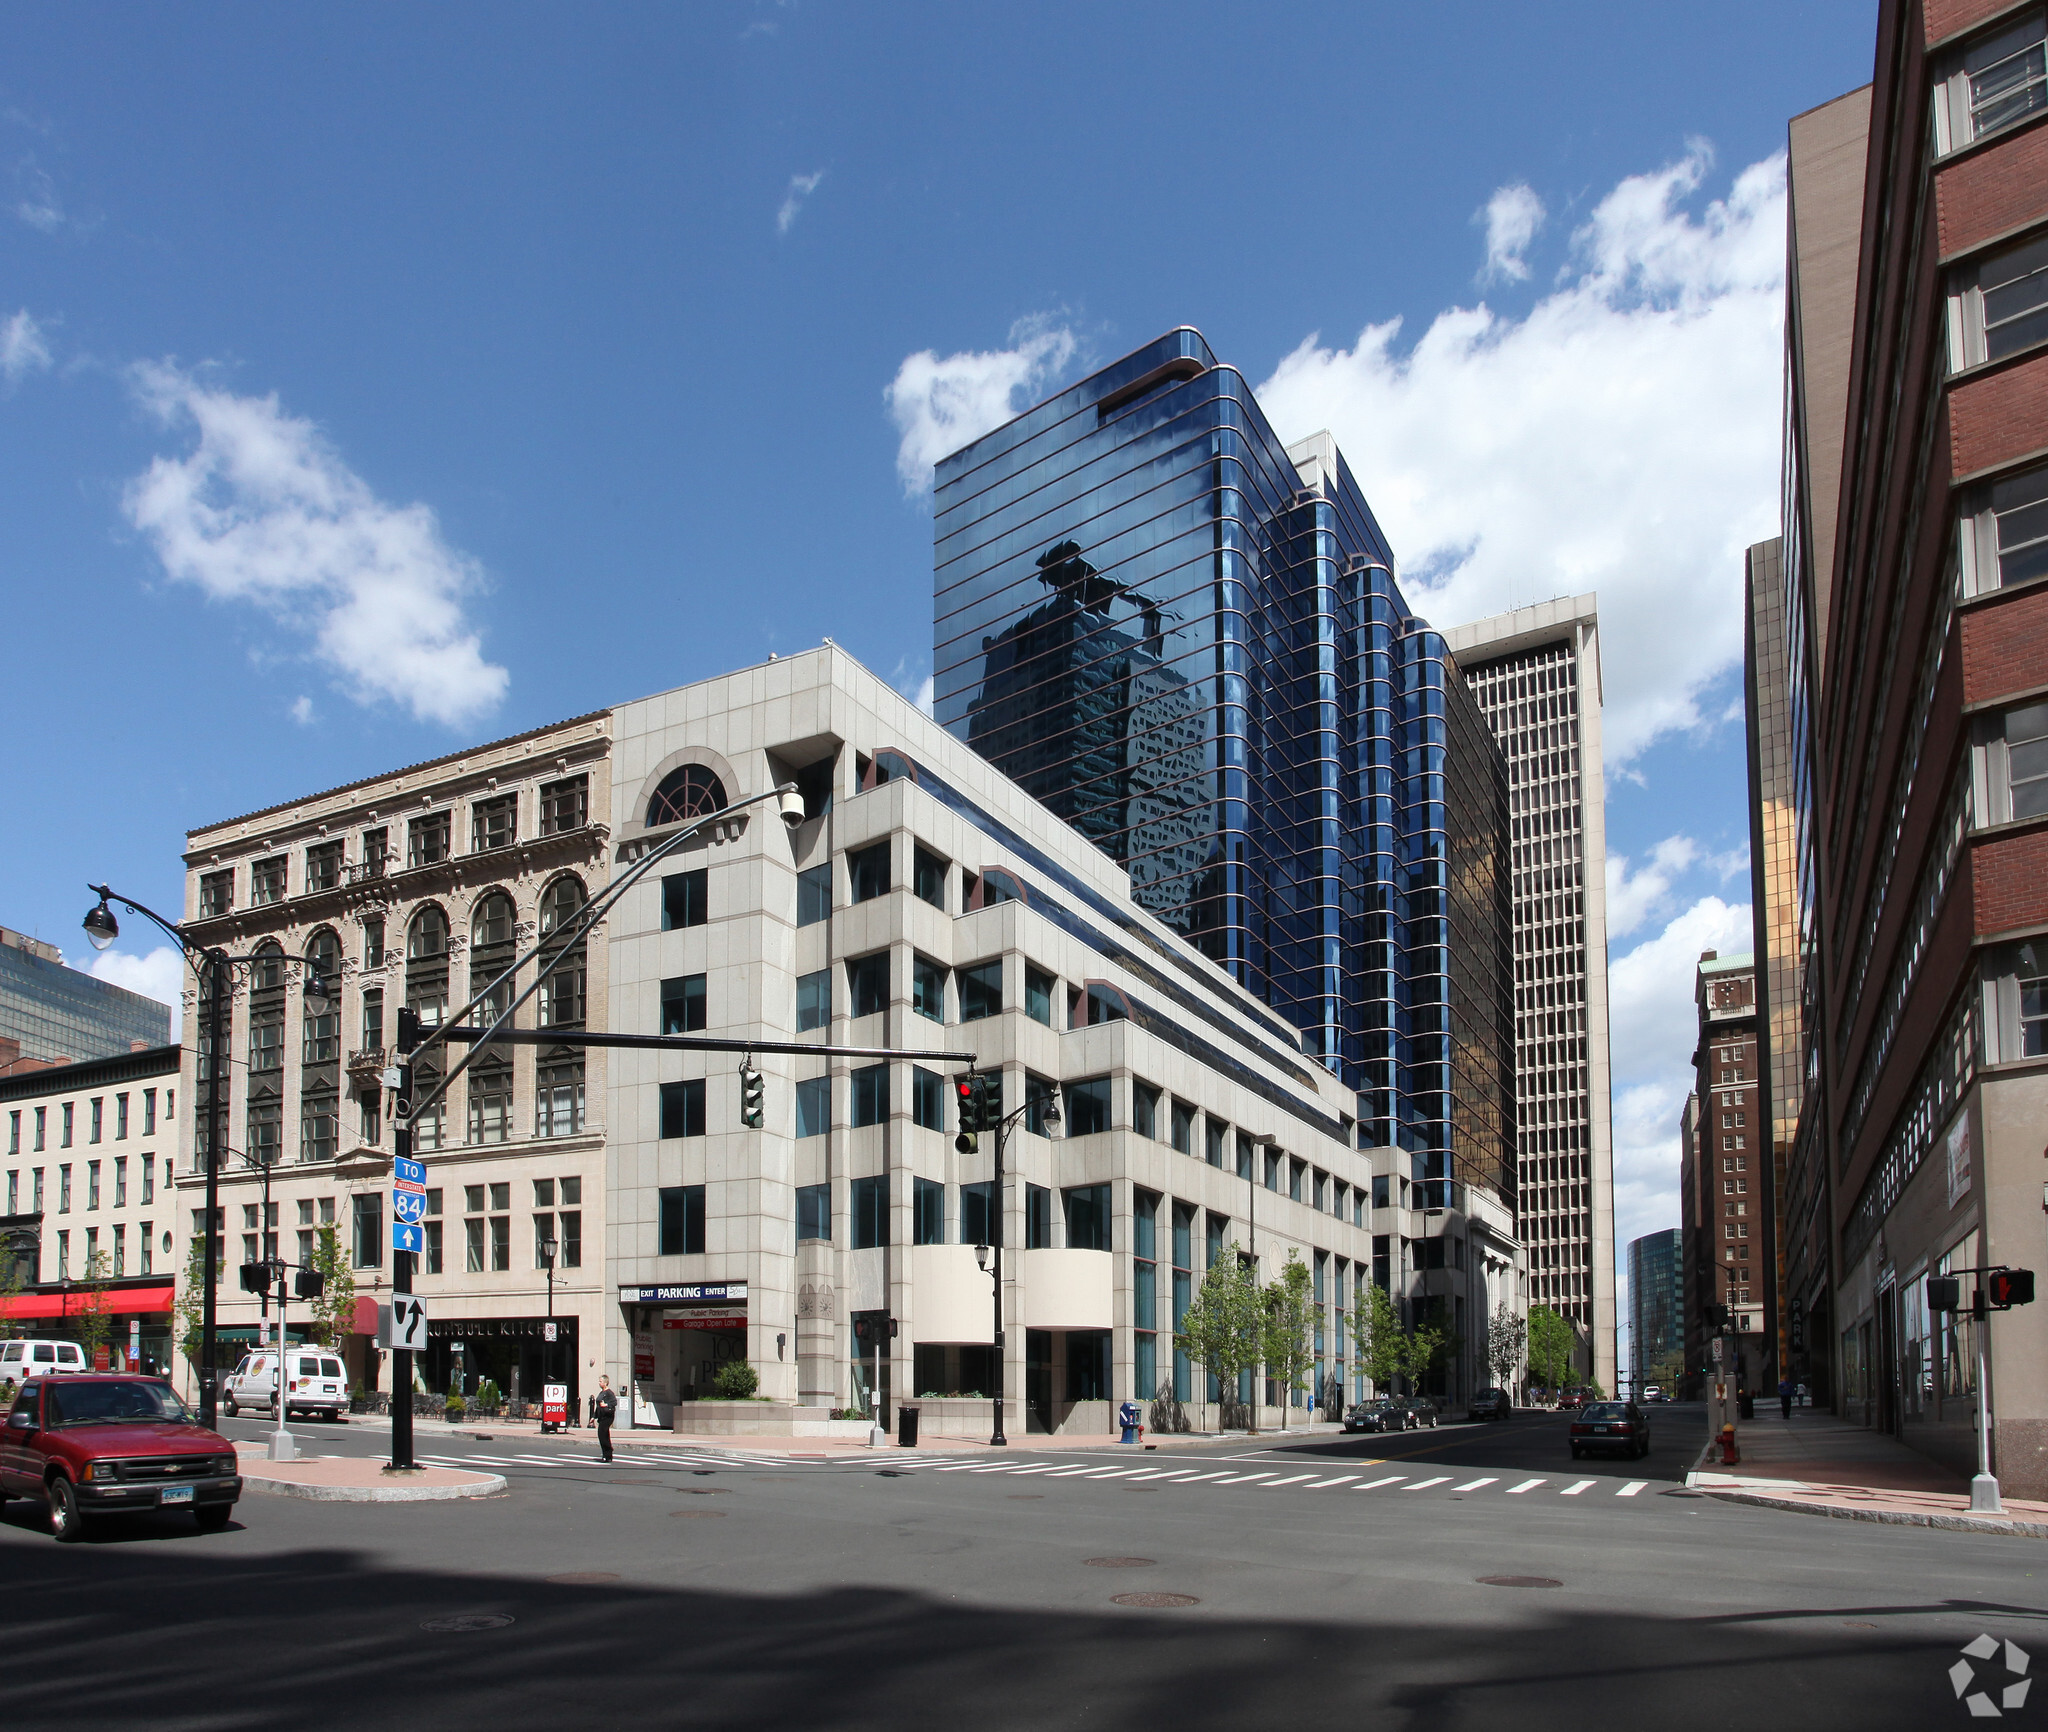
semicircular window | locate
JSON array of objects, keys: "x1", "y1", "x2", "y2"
[{"x1": 646, "y1": 765, "x2": 729, "y2": 828}]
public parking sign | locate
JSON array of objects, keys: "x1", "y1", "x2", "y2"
[{"x1": 543, "y1": 1383, "x2": 568, "y2": 1426}]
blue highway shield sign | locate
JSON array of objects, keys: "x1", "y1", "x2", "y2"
[{"x1": 393, "y1": 1190, "x2": 427, "y2": 1225}]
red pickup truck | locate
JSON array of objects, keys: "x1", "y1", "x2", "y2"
[{"x1": 0, "y1": 1374, "x2": 243, "y2": 1541}]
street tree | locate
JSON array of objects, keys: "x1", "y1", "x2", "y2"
[
  {"x1": 76, "y1": 1249, "x2": 115, "y2": 1366},
  {"x1": 0, "y1": 1243, "x2": 28, "y2": 1340},
  {"x1": 1261, "y1": 1251, "x2": 1317, "y2": 1430},
  {"x1": 173, "y1": 1235, "x2": 208, "y2": 1377},
  {"x1": 307, "y1": 1224, "x2": 355, "y2": 1356},
  {"x1": 1175, "y1": 1247, "x2": 1263, "y2": 1431},
  {"x1": 1353, "y1": 1279, "x2": 1406, "y2": 1396},
  {"x1": 1526, "y1": 1304, "x2": 1576, "y2": 1395},
  {"x1": 1486, "y1": 1302, "x2": 1526, "y2": 1393},
  {"x1": 1401, "y1": 1317, "x2": 1456, "y2": 1395}
]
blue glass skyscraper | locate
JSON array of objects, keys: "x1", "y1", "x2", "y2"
[{"x1": 934, "y1": 328, "x2": 1512, "y2": 1201}]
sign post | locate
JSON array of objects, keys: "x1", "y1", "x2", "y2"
[{"x1": 389, "y1": 1008, "x2": 421, "y2": 1473}]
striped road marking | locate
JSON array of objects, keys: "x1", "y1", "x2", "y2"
[
  {"x1": 1451, "y1": 1478, "x2": 1498, "y2": 1492},
  {"x1": 1505, "y1": 1478, "x2": 1546, "y2": 1494},
  {"x1": 1213, "y1": 1472, "x2": 1277, "y2": 1485},
  {"x1": 1355, "y1": 1475, "x2": 1407, "y2": 1490},
  {"x1": 1561, "y1": 1480, "x2": 1596, "y2": 1496},
  {"x1": 1402, "y1": 1476, "x2": 1453, "y2": 1491},
  {"x1": 1617, "y1": 1481, "x2": 1649, "y2": 1497},
  {"x1": 1262, "y1": 1474, "x2": 1317, "y2": 1489},
  {"x1": 1306, "y1": 1475, "x2": 1359, "y2": 1489}
]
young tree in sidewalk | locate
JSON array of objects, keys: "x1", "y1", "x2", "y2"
[
  {"x1": 1175, "y1": 1247, "x2": 1262, "y2": 1433},
  {"x1": 1261, "y1": 1251, "x2": 1317, "y2": 1431},
  {"x1": 1353, "y1": 1279, "x2": 1406, "y2": 1397},
  {"x1": 173, "y1": 1236, "x2": 209, "y2": 1392},
  {"x1": 76, "y1": 1249, "x2": 115, "y2": 1366},
  {"x1": 1486, "y1": 1302, "x2": 1527, "y2": 1396},
  {"x1": 1400, "y1": 1318, "x2": 1455, "y2": 1397},
  {"x1": 307, "y1": 1224, "x2": 356, "y2": 1355},
  {"x1": 1526, "y1": 1304, "x2": 1575, "y2": 1397}
]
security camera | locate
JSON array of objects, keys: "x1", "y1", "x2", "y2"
[{"x1": 776, "y1": 785, "x2": 806, "y2": 829}]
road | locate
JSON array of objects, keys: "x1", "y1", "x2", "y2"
[{"x1": 4, "y1": 1402, "x2": 2039, "y2": 1731}]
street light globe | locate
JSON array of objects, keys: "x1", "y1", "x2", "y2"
[
  {"x1": 303, "y1": 971, "x2": 332, "y2": 1010},
  {"x1": 974, "y1": 1243, "x2": 990, "y2": 1272},
  {"x1": 1042, "y1": 1095, "x2": 1063, "y2": 1140},
  {"x1": 541, "y1": 1238, "x2": 559, "y2": 1265},
  {"x1": 82, "y1": 900, "x2": 119, "y2": 951}
]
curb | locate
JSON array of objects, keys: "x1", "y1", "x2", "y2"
[
  {"x1": 1699, "y1": 1486, "x2": 2048, "y2": 1538},
  {"x1": 241, "y1": 1471, "x2": 507, "y2": 1504}
]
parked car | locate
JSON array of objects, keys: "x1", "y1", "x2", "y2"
[
  {"x1": 1467, "y1": 1387, "x2": 1512, "y2": 1422},
  {"x1": 1343, "y1": 1398, "x2": 1416, "y2": 1434},
  {"x1": 1555, "y1": 1386, "x2": 1593, "y2": 1411},
  {"x1": 222, "y1": 1350, "x2": 349, "y2": 1422},
  {"x1": 0, "y1": 1374, "x2": 242, "y2": 1541},
  {"x1": 0, "y1": 1339, "x2": 90, "y2": 1383},
  {"x1": 1570, "y1": 1399, "x2": 1651, "y2": 1459},
  {"x1": 1397, "y1": 1395, "x2": 1442, "y2": 1429}
]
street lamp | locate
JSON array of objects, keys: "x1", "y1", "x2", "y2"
[
  {"x1": 977, "y1": 1083, "x2": 1059, "y2": 1448},
  {"x1": 80, "y1": 885, "x2": 329, "y2": 1431},
  {"x1": 540, "y1": 1235, "x2": 559, "y2": 1434}
]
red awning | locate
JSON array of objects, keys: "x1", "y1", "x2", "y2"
[{"x1": 0, "y1": 1286, "x2": 177, "y2": 1320}]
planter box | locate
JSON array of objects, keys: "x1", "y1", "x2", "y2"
[{"x1": 672, "y1": 1401, "x2": 866, "y2": 1438}]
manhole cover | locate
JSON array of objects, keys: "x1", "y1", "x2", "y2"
[
  {"x1": 668, "y1": 1509, "x2": 727, "y2": 1519},
  {"x1": 1085, "y1": 1557, "x2": 1157, "y2": 1568},
  {"x1": 1476, "y1": 1576, "x2": 1562, "y2": 1589},
  {"x1": 422, "y1": 1613, "x2": 516, "y2": 1632},
  {"x1": 1112, "y1": 1592, "x2": 1199, "y2": 1608},
  {"x1": 546, "y1": 1572, "x2": 620, "y2": 1585}
]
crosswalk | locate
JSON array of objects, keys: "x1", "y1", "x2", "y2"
[
  {"x1": 903, "y1": 1457, "x2": 1654, "y2": 1505},
  {"x1": 409, "y1": 1447, "x2": 782, "y2": 1473}
]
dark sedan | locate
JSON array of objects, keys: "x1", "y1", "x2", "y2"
[
  {"x1": 0, "y1": 1375, "x2": 242, "y2": 1541},
  {"x1": 1467, "y1": 1388, "x2": 1512, "y2": 1422},
  {"x1": 1343, "y1": 1398, "x2": 1417, "y2": 1434},
  {"x1": 1569, "y1": 1399, "x2": 1652, "y2": 1460}
]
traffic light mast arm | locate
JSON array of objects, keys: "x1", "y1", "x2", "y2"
[
  {"x1": 398, "y1": 782, "x2": 807, "y2": 1127},
  {"x1": 439, "y1": 1026, "x2": 981, "y2": 1064}
]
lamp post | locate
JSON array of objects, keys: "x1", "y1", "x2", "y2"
[
  {"x1": 82, "y1": 887, "x2": 329, "y2": 1432},
  {"x1": 540, "y1": 1235, "x2": 558, "y2": 1434},
  {"x1": 974, "y1": 1083, "x2": 1060, "y2": 1448}
]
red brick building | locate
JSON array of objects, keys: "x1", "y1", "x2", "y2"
[{"x1": 1803, "y1": 0, "x2": 2048, "y2": 1492}]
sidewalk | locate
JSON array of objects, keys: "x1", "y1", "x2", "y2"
[
  {"x1": 1686, "y1": 1406, "x2": 2048, "y2": 1538},
  {"x1": 235, "y1": 1441, "x2": 506, "y2": 1503},
  {"x1": 652, "y1": 1418, "x2": 1350, "y2": 1461}
]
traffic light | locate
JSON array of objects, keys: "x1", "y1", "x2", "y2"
[
  {"x1": 395, "y1": 1005, "x2": 422, "y2": 1054},
  {"x1": 239, "y1": 1263, "x2": 271, "y2": 1295},
  {"x1": 1927, "y1": 1276, "x2": 1961, "y2": 1314},
  {"x1": 954, "y1": 1075, "x2": 979, "y2": 1154},
  {"x1": 1703, "y1": 1301, "x2": 1731, "y2": 1331},
  {"x1": 294, "y1": 1269, "x2": 325, "y2": 1300},
  {"x1": 1988, "y1": 1269, "x2": 2036, "y2": 1310},
  {"x1": 852, "y1": 1312, "x2": 897, "y2": 1346},
  {"x1": 739, "y1": 1063, "x2": 765, "y2": 1130}
]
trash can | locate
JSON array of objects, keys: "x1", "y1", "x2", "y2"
[
  {"x1": 1737, "y1": 1390, "x2": 1755, "y2": 1420},
  {"x1": 898, "y1": 1404, "x2": 920, "y2": 1448}
]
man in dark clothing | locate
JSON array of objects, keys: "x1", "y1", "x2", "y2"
[
  {"x1": 1778, "y1": 1376, "x2": 1793, "y2": 1421},
  {"x1": 594, "y1": 1375, "x2": 618, "y2": 1461}
]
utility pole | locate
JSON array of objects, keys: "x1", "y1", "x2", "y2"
[
  {"x1": 389, "y1": 1005, "x2": 420, "y2": 1472},
  {"x1": 199, "y1": 948, "x2": 227, "y2": 1429}
]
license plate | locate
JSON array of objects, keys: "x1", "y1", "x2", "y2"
[
  {"x1": 161, "y1": 1484, "x2": 194, "y2": 1505},
  {"x1": 1595, "y1": 1426, "x2": 1610, "y2": 1434}
]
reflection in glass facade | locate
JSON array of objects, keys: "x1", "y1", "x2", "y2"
[{"x1": 933, "y1": 328, "x2": 1512, "y2": 1199}]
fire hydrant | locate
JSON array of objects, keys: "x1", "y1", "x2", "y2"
[{"x1": 1719, "y1": 1422, "x2": 1740, "y2": 1466}]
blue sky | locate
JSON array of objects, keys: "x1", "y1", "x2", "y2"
[{"x1": 0, "y1": 2, "x2": 1879, "y2": 1328}]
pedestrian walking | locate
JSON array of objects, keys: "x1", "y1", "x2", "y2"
[
  {"x1": 1777, "y1": 1375, "x2": 1793, "y2": 1421},
  {"x1": 594, "y1": 1374, "x2": 618, "y2": 1462}
]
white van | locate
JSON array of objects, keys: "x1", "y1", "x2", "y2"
[
  {"x1": 0, "y1": 1339, "x2": 90, "y2": 1383},
  {"x1": 222, "y1": 1350, "x2": 349, "y2": 1422}
]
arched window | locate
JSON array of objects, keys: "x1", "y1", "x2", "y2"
[
  {"x1": 646, "y1": 765, "x2": 728, "y2": 828},
  {"x1": 536, "y1": 876, "x2": 588, "y2": 1137},
  {"x1": 466, "y1": 892, "x2": 517, "y2": 1145},
  {"x1": 301, "y1": 929, "x2": 341, "y2": 1163},
  {"x1": 405, "y1": 907, "x2": 451, "y2": 1149},
  {"x1": 246, "y1": 942, "x2": 286, "y2": 1169}
]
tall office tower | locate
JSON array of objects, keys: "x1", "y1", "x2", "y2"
[
  {"x1": 0, "y1": 923, "x2": 172, "y2": 1069},
  {"x1": 1682, "y1": 951, "x2": 1768, "y2": 1395},
  {"x1": 1628, "y1": 1228, "x2": 1682, "y2": 1391},
  {"x1": 932, "y1": 328, "x2": 1515, "y2": 1219},
  {"x1": 1745, "y1": 537, "x2": 1798, "y2": 1394},
  {"x1": 1442, "y1": 598, "x2": 1614, "y2": 1393},
  {"x1": 1804, "y1": 0, "x2": 2048, "y2": 1489},
  {"x1": 1770, "y1": 82, "x2": 1871, "y2": 1410}
]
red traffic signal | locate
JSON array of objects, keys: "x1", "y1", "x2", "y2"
[{"x1": 1988, "y1": 1269, "x2": 2036, "y2": 1310}]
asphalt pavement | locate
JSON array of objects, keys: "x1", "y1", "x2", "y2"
[{"x1": 5, "y1": 1401, "x2": 2042, "y2": 1731}]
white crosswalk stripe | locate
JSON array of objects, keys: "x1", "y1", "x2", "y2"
[
  {"x1": 1561, "y1": 1479, "x2": 1596, "y2": 1495},
  {"x1": 1451, "y1": 1478, "x2": 1498, "y2": 1492},
  {"x1": 1355, "y1": 1475, "x2": 1407, "y2": 1490},
  {"x1": 1306, "y1": 1475, "x2": 1358, "y2": 1489},
  {"x1": 1617, "y1": 1481, "x2": 1649, "y2": 1497},
  {"x1": 1261, "y1": 1474, "x2": 1317, "y2": 1489},
  {"x1": 1505, "y1": 1478, "x2": 1546, "y2": 1494},
  {"x1": 1403, "y1": 1476, "x2": 1452, "y2": 1491}
]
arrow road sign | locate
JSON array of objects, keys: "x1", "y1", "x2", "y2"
[
  {"x1": 380, "y1": 1295, "x2": 428, "y2": 1352},
  {"x1": 394, "y1": 1157, "x2": 427, "y2": 1186},
  {"x1": 393, "y1": 1190, "x2": 427, "y2": 1225},
  {"x1": 392, "y1": 1220, "x2": 426, "y2": 1255}
]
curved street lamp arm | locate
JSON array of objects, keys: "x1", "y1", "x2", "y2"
[
  {"x1": 404, "y1": 783, "x2": 798, "y2": 1124},
  {"x1": 86, "y1": 884, "x2": 211, "y2": 972}
]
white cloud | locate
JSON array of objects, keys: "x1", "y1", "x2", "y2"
[
  {"x1": 1256, "y1": 143, "x2": 1786, "y2": 766},
  {"x1": 88, "y1": 946, "x2": 185, "y2": 1041},
  {"x1": 886, "y1": 316, "x2": 1077, "y2": 497},
  {"x1": 888, "y1": 656, "x2": 936, "y2": 717},
  {"x1": 1478, "y1": 182, "x2": 1545, "y2": 283},
  {"x1": 13, "y1": 159, "x2": 62, "y2": 232},
  {"x1": 777, "y1": 170, "x2": 824, "y2": 235},
  {"x1": 122, "y1": 362, "x2": 510, "y2": 727},
  {"x1": 1605, "y1": 834, "x2": 1699, "y2": 939},
  {"x1": 0, "y1": 309, "x2": 51, "y2": 382},
  {"x1": 290, "y1": 695, "x2": 315, "y2": 725}
]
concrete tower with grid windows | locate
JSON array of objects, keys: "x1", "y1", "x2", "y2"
[{"x1": 1443, "y1": 595, "x2": 1615, "y2": 1394}]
